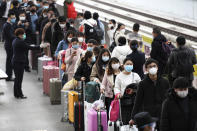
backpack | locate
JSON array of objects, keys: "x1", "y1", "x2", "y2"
[
  {"x1": 84, "y1": 21, "x2": 104, "y2": 42},
  {"x1": 162, "y1": 41, "x2": 175, "y2": 58},
  {"x1": 85, "y1": 81, "x2": 100, "y2": 103},
  {"x1": 121, "y1": 83, "x2": 137, "y2": 106}
]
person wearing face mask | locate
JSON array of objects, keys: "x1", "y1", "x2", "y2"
[
  {"x1": 134, "y1": 112, "x2": 158, "y2": 131},
  {"x1": 74, "y1": 51, "x2": 94, "y2": 83},
  {"x1": 107, "y1": 19, "x2": 116, "y2": 46},
  {"x1": 127, "y1": 40, "x2": 145, "y2": 79},
  {"x1": 114, "y1": 58, "x2": 141, "y2": 98},
  {"x1": 77, "y1": 32, "x2": 87, "y2": 50},
  {"x1": 55, "y1": 30, "x2": 75, "y2": 57},
  {"x1": 12, "y1": 28, "x2": 47, "y2": 99},
  {"x1": 75, "y1": 13, "x2": 83, "y2": 30},
  {"x1": 101, "y1": 57, "x2": 121, "y2": 119},
  {"x1": 111, "y1": 36, "x2": 132, "y2": 64},
  {"x1": 2, "y1": 12, "x2": 16, "y2": 81},
  {"x1": 90, "y1": 48, "x2": 111, "y2": 83},
  {"x1": 65, "y1": 37, "x2": 83, "y2": 81},
  {"x1": 160, "y1": 77, "x2": 197, "y2": 131},
  {"x1": 16, "y1": 11, "x2": 32, "y2": 72},
  {"x1": 9, "y1": 0, "x2": 21, "y2": 20},
  {"x1": 51, "y1": 16, "x2": 67, "y2": 57},
  {"x1": 113, "y1": 23, "x2": 126, "y2": 42},
  {"x1": 49, "y1": 1, "x2": 60, "y2": 17},
  {"x1": 130, "y1": 58, "x2": 170, "y2": 131},
  {"x1": 26, "y1": 4, "x2": 39, "y2": 44},
  {"x1": 109, "y1": 23, "x2": 125, "y2": 53}
]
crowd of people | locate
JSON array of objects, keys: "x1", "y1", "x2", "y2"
[{"x1": 0, "y1": 0, "x2": 197, "y2": 131}]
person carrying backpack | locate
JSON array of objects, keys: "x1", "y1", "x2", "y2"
[{"x1": 167, "y1": 36, "x2": 197, "y2": 86}]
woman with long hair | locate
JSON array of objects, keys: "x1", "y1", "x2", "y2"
[{"x1": 90, "y1": 48, "x2": 111, "y2": 83}]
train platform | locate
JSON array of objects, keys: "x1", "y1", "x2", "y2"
[{"x1": 0, "y1": 43, "x2": 73, "y2": 131}]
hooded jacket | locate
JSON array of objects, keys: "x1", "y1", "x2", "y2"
[{"x1": 160, "y1": 88, "x2": 197, "y2": 131}]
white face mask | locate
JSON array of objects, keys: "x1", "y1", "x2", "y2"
[
  {"x1": 120, "y1": 29, "x2": 125, "y2": 34},
  {"x1": 108, "y1": 24, "x2": 113, "y2": 29},
  {"x1": 78, "y1": 37, "x2": 84, "y2": 43},
  {"x1": 19, "y1": 16, "x2": 26, "y2": 21},
  {"x1": 111, "y1": 63, "x2": 120, "y2": 70},
  {"x1": 59, "y1": 24, "x2": 65, "y2": 29},
  {"x1": 67, "y1": 38, "x2": 72, "y2": 42},
  {"x1": 148, "y1": 67, "x2": 158, "y2": 75},
  {"x1": 176, "y1": 90, "x2": 188, "y2": 98}
]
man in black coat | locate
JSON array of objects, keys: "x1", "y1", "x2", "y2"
[
  {"x1": 167, "y1": 36, "x2": 196, "y2": 86},
  {"x1": 160, "y1": 77, "x2": 197, "y2": 131},
  {"x1": 15, "y1": 11, "x2": 32, "y2": 72},
  {"x1": 2, "y1": 12, "x2": 16, "y2": 81},
  {"x1": 150, "y1": 27, "x2": 167, "y2": 76},
  {"x1": 130, "y1": 58, "x2": 170, "y2": 130},
  {"x1": 127, "y1": 40, "x2": 145, "y2": 79},
  {"x1": 51, "y1": 16, "x2": 66, "y2": 57},
  {"x1": 12, "y1": 28, "x2": 46, "y2": 99}
]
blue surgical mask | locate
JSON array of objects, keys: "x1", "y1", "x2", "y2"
[
  {"x1": 87, "y1": 47, "x2": 93, "y2": 52},
  {"x1": 23, "y1": 34, "x2": 26, "y2": 40},
  {"x1": 43, "y1": 6, "x2": 49, "y2": 9},
  {"x1": 37, "y1": 3, "x2": 41, "y2": 7},
  {"x1": 102, "y1": 56, "x2": 109, "y2": 62},
  {"x1": 124, "y1": 65, "x2": 133, "y2": 72},
  {"x1": 10, "y1": 18, "x2": 16, "y2": 23},
  {"x1": 92, "y1": 56, "x2": 96, "y2": 63},
  {"x1": 18, "y1": 0, "x2": 22, "y2": 3},
  {"x1": 72, "y1": 45, "x2": 79, "y2": 49}
]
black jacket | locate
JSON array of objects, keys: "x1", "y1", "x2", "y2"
[
  {"x1": 160, "y1": 88, "x2": 197, "y2": 131},
  {"x1": 74, "y1": 61, "x2": 93, "y2": 83},
  {"x1": 150, "y1": 34, "x2": 167, "y2": 64},
  {"x1": 2, "y1": 22, "x2": 16, "y2": 49},
  {"x1": 12, "y1": 37, "x2": 40, "y2": 63},
  {"x1": 167, "y1": 46, "x2": 197, "y2": 80},
  {"x1": 131, "y1": 75, "x2": 170, "y2": 119},
  {"x1": 51, "y1": 22, "x2": 64, "y2": 55},
  {"x1": 127, "y1": 50, "x2": 145, "y2": 79},
  {"x1": 0, "y1": 1, "x2": 6, "y2": 17}
]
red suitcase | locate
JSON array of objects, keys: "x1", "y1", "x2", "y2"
[{"x1": 43, "y1": 65, "x2": 59, "y2": 95}]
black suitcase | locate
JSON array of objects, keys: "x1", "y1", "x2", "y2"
[{"x1": 74, "y1": 101, "x2": 84, "y2": 131}]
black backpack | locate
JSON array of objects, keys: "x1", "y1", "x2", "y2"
[{"x1": 84, "y1": 21, "x2": 104, "y2": 42}]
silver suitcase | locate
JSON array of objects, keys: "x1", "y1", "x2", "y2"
[
  {"x1": 37, "y1": 56, "x2": 52, "y2": 81},
  {"x1": 61, "y1": 89, "x2": 69, "y2": 122}
]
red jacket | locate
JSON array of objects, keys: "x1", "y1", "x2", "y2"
[{"x1": 66, "y1": 2, "x2": 77, "y2": 19}]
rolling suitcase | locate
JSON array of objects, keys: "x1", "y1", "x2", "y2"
[
  {"x1": 87, "y1": 109, "x2": 108, "y2": 131},
  {"x1": 50, "y1": 78, "x2": 62, "y2": 105},
  {"x1": 61, "y1": 90, "x2": 69, "y2": 122},
  {"x1": 43, "y1": 65, "x2": 59, "y2": 95},
  {"x1": 68, "y1": 91, "x2": 79, "y2": 123},
  {"x1": 38, "y1": 56, "x2": 52, "y2": 81},
  {"x1": 30, "y1": 50, "x2": 41, "y2": 70},
  {"x1": 74, "y1": 101, "x2": 84, "y2": 131}
]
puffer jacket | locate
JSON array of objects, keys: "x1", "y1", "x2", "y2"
[{"x1": 160, "y1": 88, "x2": 197, "y2": 131}]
